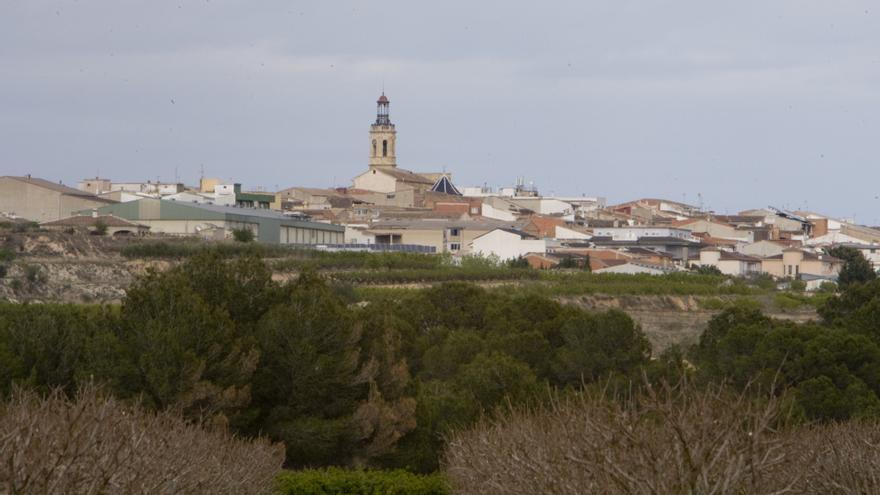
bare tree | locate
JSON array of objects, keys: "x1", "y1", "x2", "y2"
[
  {"x1": 0, "y1": 384, "x2": 284, "y2": 494},
  {"x1": 445, "y1": 379, "x2": 809, "y2": 495}
]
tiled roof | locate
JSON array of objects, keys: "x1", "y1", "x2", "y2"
[{"x1": 377, "y1": 168, "x2": 434, "y2": 184}]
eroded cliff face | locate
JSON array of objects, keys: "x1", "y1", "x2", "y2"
[
  {"x1": 0, "y1": 232, "x2": 171, "y2": 304},
  {"x1": 556, "y1": 295, "x2": 817, "y2": 352}
]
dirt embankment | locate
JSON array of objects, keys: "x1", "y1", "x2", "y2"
[
  {"x1": 556, "y1": 295, "x2": 817, "y2": 352},
  {"x1": 0, "y1": 231, "x2": 172, "y2": 304}
]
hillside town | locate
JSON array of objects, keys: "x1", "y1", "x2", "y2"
[{"x1": 2, "y1": 94, "x2": 878, "y2": 289}]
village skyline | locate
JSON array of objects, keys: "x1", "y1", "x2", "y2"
[{"x1": 3, "y1": 1, "x2": 880, "y2": 222}]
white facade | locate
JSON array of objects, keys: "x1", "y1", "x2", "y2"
[
  {"x1": 470, "y1": 229, "x2": 547, "y2": 261},
  {"x1": 509, "y1": 198, "x2": 574, "y2": 216},
  {"x1": 344, "y1": 225, "x2": 375, "y2": 244},
  {"x1": 481, "y1": 202, "x2": 518, "y2": 221},
  {"x1": 741, "y1": 240, "x2": 786, "y2": 258},
  {"x1": 111, "y1": 182, "x2": 183, "y2": 195},
  {"x1": 696, "y1": 249, "x2": 761, "y2": 277},
  {"x1": 592, "y1": 226, "x2": 695, "y2": 241},
  {"x1": 593, "y1": 262, "x2": 672, "y2": 275},
  {"x1": 555, "y1": 225, "x2": 591, "y2": 240},
  {"x1": 352, "y1": 169, "x2": 398, "y2": 193},
  {"x1": 164, "y1": 191, "x2": 215, "y2": 204}
]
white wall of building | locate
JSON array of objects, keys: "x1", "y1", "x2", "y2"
[
  {"x1": 555, "y1": 225, "x2": 591, "y2": 240},
  {"x1": 592, "y1": 227, "x2": 694, "y2": 241},
  {"x1": 481, "y1": 202, "x2": 517, "y2": 221},
  {"x1": 471, "y1": 229, "x2": 547, "y2": 261},
  {"x1": 344, "y1": 225, "x2": 374, "y2": 244}
]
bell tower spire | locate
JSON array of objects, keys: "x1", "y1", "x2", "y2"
[{"x1": 369, "y1": 93, "x2": 397, "y2": 169}]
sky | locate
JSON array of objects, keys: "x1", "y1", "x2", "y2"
[{"x1": 2, "y1": 1, "x2": 880, "y2": 222}]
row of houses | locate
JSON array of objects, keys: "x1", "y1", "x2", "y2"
[{"x1": 4, "y1": 96, "x2": 878, "y2": 287}]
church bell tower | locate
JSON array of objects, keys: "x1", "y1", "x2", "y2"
[{"x1": 369, "y1": 93, "x2": 397, "y2": 169}]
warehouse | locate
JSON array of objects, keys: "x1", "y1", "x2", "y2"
[{"x1": 85, "y1": 198, "x2": 344, "y2": 244}]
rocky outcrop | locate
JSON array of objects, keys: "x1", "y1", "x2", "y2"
[{"x1": 557, "y1": 295, "x2": 817, "y2": 352}]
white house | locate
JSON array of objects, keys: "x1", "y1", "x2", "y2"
[
  {"x1": 481, "y1": 202, "x2": 519, "y2": 221},
  {"x1": 555, "y1": 225, "x2": 592, "y2": 240},
  {"x1": 470, "y1": 228, "x2": 547, "y2": 261},
  {"x1": 591, "y1": 226, "x2": 695, "y2": 242},
  {"x1": 508, "y1": 197, "x2": 574, "y2": 216},
  {"x1": 741, "y1": 240, "x2": 788, "y2": 258},
  {"x1": 593, "y1": 262, "x2": 678, "y2": 275},
  {"x1": 695, "y1": 247, "x2": 762, "y2": 277}
]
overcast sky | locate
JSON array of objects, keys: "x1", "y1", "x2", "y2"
[{"x1": 3, "y1": 1, "x2": 879, "y2": 222}]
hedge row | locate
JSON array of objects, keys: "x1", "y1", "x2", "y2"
[
  {"x1": 330, "y1": 267, "x2": 540, "y2": 284},
  {"x1": 120, "y1": 241, "x2": 446, "y2": 269},
  {"x1": 119, "y1": 241, "x2": 293, "y2": 259},
  {"x1": 275, "y1": 468, "x2": 448, "y2": 495},
  {"x1": 270, "y1": 251, "x2": 447, "y2": 271}
]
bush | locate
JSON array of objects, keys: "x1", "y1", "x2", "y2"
[
  {"x1": 790, "y1": 279, "x2": 807, "y2": 292},
  {"x1": 0, "y1": 385, "x2": 284, "y2": 494},
  {"x1": 0, "y1": 264, "x2": 6, "y2": 279},
  {"x1": 276, "y1": 468, "x2": 449, "y2": 495},
  {"x1": 232, "y1": 228, "x2": 255, "y2": 243},
  {"x1": 446, "y1": 378, "x2": 880, "y2": 494},
  {"x1": 92, "y1": 220, "x2": 108, "y2": 236},
  {"x1": 775, "y1": 292, "x2": 808, "y2": 311},
  {"x1": 22, "y1": 264, "x2": 46, "y2": 284},
  {"x1": 693, "y1": 264, "x2": 723, "y2": 275},
  {"x1": 0, "y1": 248, "x2": 13, "y2": 263},
  {"x1": 11, "y1": 222, "x2": 38, "y2": 233}
]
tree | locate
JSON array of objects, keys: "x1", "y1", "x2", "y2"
[
  {"x1": 827, "y1": 246, "x2": 876, "y2": 289},
  {"x1": 553, "y1": 309, "x2": 651, "y2": 386},
  {"x1": 119, "y1": 274, "x2": 257, "y2": 422},
  {"x1": 819, "y1": 279, "x2": 880, "y2": 338},
  {"x1": 232, "y1": 228, "x2": 255, "y2": 243},
  {"x1": 0, "y1": 304, "x2": 121, "y2": 396},
  {"x1": 249, "y1": 273, "x2": 363, "y2": 466},
  {"x1": 454, "y1": 352, "x2": 540, "y2": 410},
  {"x1": 92, "y1": 219, "x2": 108, "y2": 236}
]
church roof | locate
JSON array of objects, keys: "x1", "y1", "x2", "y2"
[
  {"x1": 430, "y1": 175, "x2": 461, "y2": 195},
  {"x1": 376, "y1": 168, "x2": 435, "y2": 184}
]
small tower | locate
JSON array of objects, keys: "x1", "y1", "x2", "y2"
[{"x1": 369, "y1": 93, "x2": 397, "y2": 169}]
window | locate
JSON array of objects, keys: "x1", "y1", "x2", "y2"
[
  {"x1": 450, "y1": 243, "x2": 461, "y2": 251},
  {"x1": 382, "y1": 140, "x2": 388, "y2": 156},
  {"x1": 372, "y1": 139, "x2": 377, "y2": 156},
  {"x1": 450, "y1": 228, "x2": 461, "y2": 236}
]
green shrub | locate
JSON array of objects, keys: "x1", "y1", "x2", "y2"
[
  {"x1": 22, "y1": 264, "x2": 46, "y2": 284},
  {"x1": 232, "y1": 228, "x2": 255, "y2": 243},
  {"x1": 0, "y1": 248, "x2": 14, "y2": 263},
  {"x1": 692, "y1": 264, "x2": 723, "y2": 276},
  {"x1": 790, "y1": 279, "x2": 807, "y2": 292},
  {"x1": 92, "y1": 220, "x2": 108, "y2": 236},
  {"x1": 699, "y1": 297, "x2": 728, "y2": 310},
  {"x1": 774, "y1": 293, "x2": 805, "y2": 311},
  {"x1": 119, "y1": 241, "x2": 284, "y2": 259},
  {"x1": 275, "y1": 469, "x2": 449, "y2": 495},
  {"x1": 11, "y1": 222, "x2": 38, "y2": 233}
]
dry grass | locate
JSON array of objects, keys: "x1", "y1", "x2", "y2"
[
  {"x1": 445, "y1": 380, "x2": 880, "y2": 495},
  {"x1": 0, "y1": 385, "x2": 284, "y2": 494}
]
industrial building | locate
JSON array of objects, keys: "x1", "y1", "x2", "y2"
[{"x1": 85, "y1": 198, "x2": 344, "y2": 244}]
